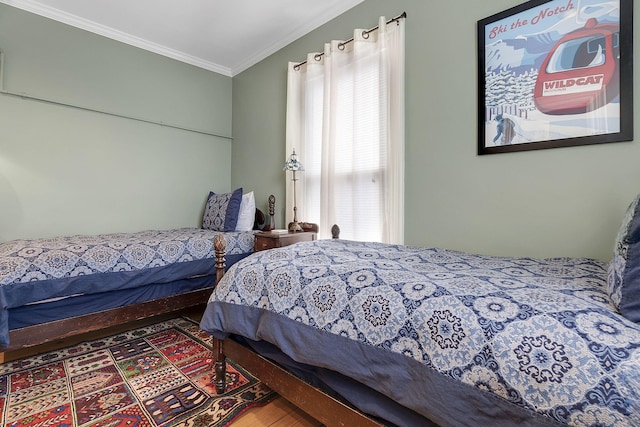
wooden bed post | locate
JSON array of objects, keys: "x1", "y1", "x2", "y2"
[
  {"x1": 214, "y1": 234, "x2": 226, "y2": 285},
  {"x1": 213, "y1": 233, "x2": 228, "y2": 394},
  {"x1": 214, "y1": 338, "x2": 227, "y2": 394}
]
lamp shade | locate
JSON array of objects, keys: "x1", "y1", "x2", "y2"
[{"x1": 283, "y1": 149, "x2": 304, "y2": 171}]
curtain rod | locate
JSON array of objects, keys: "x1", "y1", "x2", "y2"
[{"x1": 293, "y1": 11, "x2": 407, "y2": 71}]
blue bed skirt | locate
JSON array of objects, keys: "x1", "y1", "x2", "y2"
[
  {"x1": 8, "y1": 275, "x2": 212, "y2": 331},
  {"x1": 7, "y1": 251, "x2": 249, "y2": 334}
]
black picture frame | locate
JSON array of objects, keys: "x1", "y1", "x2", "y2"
[{"x1": 477, "y1": 0, "x2": 633, "y2": 155}]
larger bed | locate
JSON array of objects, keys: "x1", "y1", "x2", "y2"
[{"x1": 200, "y1": 194, "x2": 640, "y2": 426}]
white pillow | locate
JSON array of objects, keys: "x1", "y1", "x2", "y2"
[{"x1": 235, "y1": 191, "x2": 256, "y2": 231}]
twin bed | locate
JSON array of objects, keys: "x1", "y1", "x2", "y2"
[
  {"x1": 0, "y1": 188, "x2": 261, "y2": 357},
  {"x1": 201, "y1": 194, "x2": 640, "y2": 427},
  {"x1": 0, "y1": 228, "x2": 256, "y2": 355}
]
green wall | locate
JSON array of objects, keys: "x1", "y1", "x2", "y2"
[
  {"x1": 231, "y1": 0, "x2": 640, "y2": 261},
  {"x1": 1, "y1": 1, "x2": 637, "y2": 260},
  {"x1": 0, "y1": 4, "x2": 233, "y2": 241}
]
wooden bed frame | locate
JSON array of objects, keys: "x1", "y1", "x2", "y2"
[
  {"x1": 0, "y1": 210, "x2": 266, "y2": 363},
  {"x1": 210, "y1": 228, "x2": 387, "y2": 427},
  {"x1": 0, "y1": 284, "x2": 215, "y2": 363}
]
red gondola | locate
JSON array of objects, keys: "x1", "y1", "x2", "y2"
[{"x1": 533, "y1": 18, "x2": 620, "y2": 115}]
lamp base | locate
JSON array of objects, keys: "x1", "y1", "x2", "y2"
[{"x1": 288, "y1": 220, "x2": 303, "y2": 232}]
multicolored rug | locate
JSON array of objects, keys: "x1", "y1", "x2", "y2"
[{"x1": 0, "y1": 318, "x2": 276, "y2": 427}]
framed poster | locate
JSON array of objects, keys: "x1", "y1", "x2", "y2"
[{"x1": 477, "y1": 0, "x2": 633, "y2": 155}]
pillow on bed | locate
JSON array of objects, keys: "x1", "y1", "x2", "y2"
[
  {"x1": 607, "y1": 192, "x2": 640, "y2": 322},
  {"x1": 202, "y1": 188, "x2": 243, "y2": 232},
  {"x1": 235, "y1": 191, "x2": 256, "y2": 232}
]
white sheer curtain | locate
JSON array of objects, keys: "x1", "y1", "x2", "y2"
[{"x1": 285, "y1": 16, "x2": 405, "y2": 243}]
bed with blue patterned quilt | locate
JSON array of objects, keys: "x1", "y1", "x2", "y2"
[
  {"x1": 0, "y1": 227, "x2": 256, "y2": 349},
  {"x1": 200, "y1": 238, "x2": 640, "y2": 427}
]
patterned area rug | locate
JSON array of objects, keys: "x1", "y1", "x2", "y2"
[{"x1": 0, "y1": 318, "x2": 276, "y2": 426}]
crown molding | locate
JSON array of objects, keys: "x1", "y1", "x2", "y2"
[
  {"x1": 1, "y1": 0, "x2": 364, "y2": 77},
  {"x1": 0, "y1": 0, "x2": 233, "y2": 76}
]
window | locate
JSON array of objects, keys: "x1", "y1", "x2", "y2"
[{"x1": 286, "y1": 16, "x2": 405, "y2": 243}]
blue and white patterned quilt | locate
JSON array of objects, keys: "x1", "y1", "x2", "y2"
[
  {"x1": 0, "y1": 228, "x2": 256, "y2": 347},
  {"x1": 201, "y1": 239, "x2": 640, "y2": 427}
]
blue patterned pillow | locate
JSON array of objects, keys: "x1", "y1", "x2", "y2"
[
  {"x1": 202, "y1": 188, "x2": 243, "y2": 232},
  {"x1": 607, "y1": 193, "x2": 640, "y2": 322}
]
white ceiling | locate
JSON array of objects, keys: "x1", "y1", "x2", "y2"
[{"x1": 1, "y1": 0, "x2": 365, "y2": 76}]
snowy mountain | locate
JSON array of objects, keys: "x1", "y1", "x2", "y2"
[
  {"x1": 484, "y1": 2, "x2": 620, "y2": 75},
  {"x1": 485, "y1": 35, "x2": 557, "y2": 76}
]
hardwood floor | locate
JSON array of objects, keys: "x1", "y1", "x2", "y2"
[
  {"x1": 232, "y1": 396, "x2": 322, "y2": 426},
  {"x1": 2, "y1": 309, "x2": 323, "y2": 427}
]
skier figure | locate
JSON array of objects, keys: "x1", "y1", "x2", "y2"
[{"x1": 493, "y1": 114, "x2": 515, "y2": 145}]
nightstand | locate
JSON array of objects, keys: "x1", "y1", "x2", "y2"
[{"x1": 254, "y1": 231, "x2": 317, "y2": 252}]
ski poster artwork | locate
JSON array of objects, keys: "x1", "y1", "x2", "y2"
[{"x1": 484, "y1": 0, "x2": 621, "y2": 148}]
